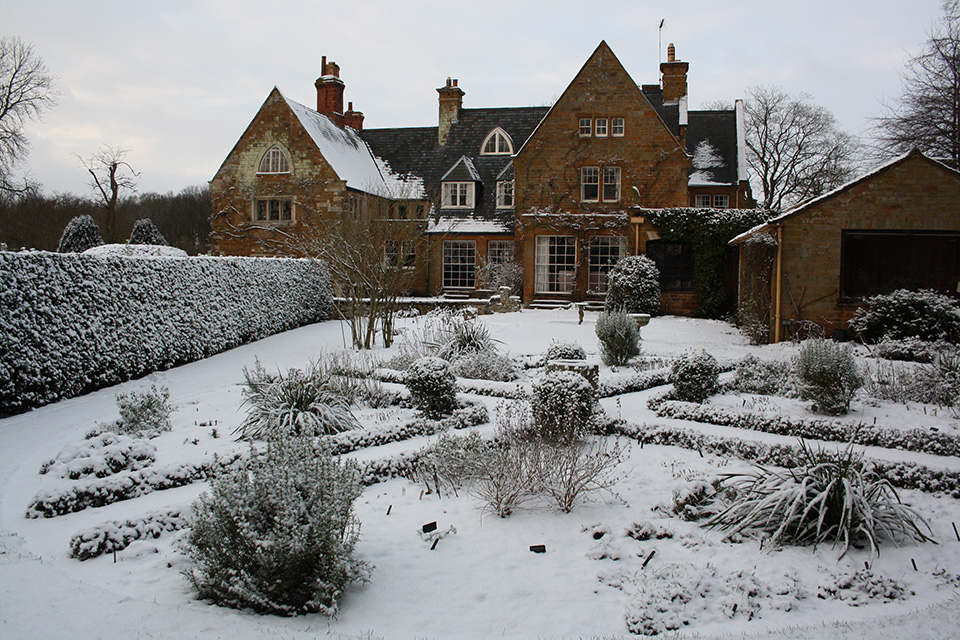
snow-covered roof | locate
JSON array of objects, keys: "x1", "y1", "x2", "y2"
[
  {"x1": 427, "y1": 216, "x2": 512, "y2": 234},
  {"x1": 688, "y1": 140, "x2": 728, "y2": 186},
  {"x1": 283, "y1": 93, "x2": 424, "y2": 198}
]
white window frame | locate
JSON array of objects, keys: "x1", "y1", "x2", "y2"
[
  {"x1": 581, "y1": 167, "x2": 599, "y2": 202},
  {"x1": 257, "y1": 145, "x2": 290, "y2": 174},
  {"x1": 535, "y1": 235, "x2": 577, "y2": 294},
  {"x1": 442, "y1": 240, "x2": 476, "y2": 289},
  {"x1": 713, "y1": 194, "x2": 730, "y2": 208},
  {"x1": 480, "y1": 128, "x2": 514, "y2": 155},
  {"x1": 253, "y1": 198, "x2": 294, "y2": 223},
  {"x1": 385, "y1": 239, "x2": 417, "y2": 270},
  {"x1": 595, "y1": 118, "x2": 608, "y2": 137},
  {"x1": 602, "y1": 166, "x2": 620, "y2": 202},
  {"x1": 611, "y1": 117, "x2": 625, "y2": 137},
  {"x1": 487, "y1": 240, "x2": 515, "y2": 264},
  {"x1": 496, "y1": 180, "x2": 514, "y2": 209},
  {"x1": 441, "y1": 182, "x2": 475, "y2": 209},
  {"x1": 694, "y1": 194, "x2": 712, "y2": 208},
  {"x1": 579, "y1": 118, "x2": 592, "y2": 137},
  {"x1": 588, "y1": 236, "x2": 625, "y2": 293}
]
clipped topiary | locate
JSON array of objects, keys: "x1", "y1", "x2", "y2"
[
  {"x1": 671, "y1": 350, "x2": 720, "y2": 403},
  {"x1": 184, "y1": 436, "x2": 369, "y2": 616},
  {"x1": 604, "y1": 255, "x2": 661, "y2": 316},
  {"x1": 405, "y1": 356, "x2": 458, "y2": 419},
  {"x1": 531, "y1": 370, "x2": 595, "y2": 443},
  {"x1": 129, "y1": 218, "x2": 168, "y2": 246},
  {"x1": 595, "y1": 309, "x2": 641, "y2": 366},
  {"x1": 545, "y1": 340, "x2": 586, "y2": 361},
  {"x1": 794, "y1": 338, "x2": 863, "y2": 415},
  {"x1": 850, "y1": 289, "x2": 960, "y2": 344},
  {"x1": 58, "y1": 215, "x2": 104, "y2": 253}
]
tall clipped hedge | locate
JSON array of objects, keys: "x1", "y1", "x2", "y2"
[{"x1": 0, "y1": 251, "x2": 333, "y2": 416}]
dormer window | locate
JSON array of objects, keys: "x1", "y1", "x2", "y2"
[
  {"x1": 258, "y1": 145, "x2": 290, "y2": 173},
  {"x1": 442, "y1": 182, "x2": 475, "y2": 208},
  {"x1": 481, "y1": 128, "x2": 513, "y2": 155}
]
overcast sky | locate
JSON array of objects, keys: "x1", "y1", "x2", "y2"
[{"x1": 3, "y1": 0, "x2": 947, "y2": 197}]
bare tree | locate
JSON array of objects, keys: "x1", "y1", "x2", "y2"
[
  {"x1": 872, "y1": 2, "x2": 960, "y2": 167},
  {"x1": 740, "y1": 86, "x2": 860, "y2": 211},
  {"x1": 0, "y1": 36, "x2": 57, "y2": 195},
  {"x1": 78, "y1": 146, "x2": 140, "y2": 243}
]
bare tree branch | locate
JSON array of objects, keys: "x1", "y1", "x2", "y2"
[{"x1": 76, "y1": 146, "x2": 140, "y2": 243}]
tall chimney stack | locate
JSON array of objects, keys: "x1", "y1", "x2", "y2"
[
  {"x1": 437, "y1": 77, "x2": 464, "y2": 146},
  {"x1": 659, "y1": 42, "x2": 688, "y2": 104},
  {"x1": 344, "y1": 101, "x2": 365, "y2": 131},
  {"x1": 316, "y1": 56, "x2": 346, "y2": 127}
]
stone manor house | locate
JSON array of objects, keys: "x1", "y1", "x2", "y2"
[{"x1": 210, "y1": 41, "x2": 753, "y2": 314}]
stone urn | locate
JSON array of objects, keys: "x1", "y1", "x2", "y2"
[{"x1": 629, "y1": 313, "x2": 651, "y2": 329}]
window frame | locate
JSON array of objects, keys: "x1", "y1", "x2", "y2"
[
  {"x1": 713, "y1": 194, "x2": 730, "y2": 209},
  {"x1": 442, "y1": 240, "x2": 477, "y2": 289},
  {"x1": 496, "y1": 180, "x2": 514, "y2": 209},
  {"x1": 579, "y1": 118, "x2": 592, "y2": 137},
  {"x1": 257, "y1": 145, "x2": 290, "y2": 174},
  {"x1": 535, "y1": 235, "x2": 577, "y2": 294},
  {"x1": 480, "y1": 128, "x2": 514, "y2": 155},
  {"x1": 694, "y1": 194, "x2": 712, "y2": 208},
  {"x1": 646, "y1": 239, "x2": 696, "y2": 292},
  {"x1": 487, "y1": 240, "x2": 515, "y2": 264},
  {"x1": 253, "y1": 197, "x2": 294, "y2": 223},
  {"x1": 611, "y1": 117, "x2": 625, "y2": 137},
  {"x1": 580, "y1": 167, "x2": 600, "y2": 202},
  {"x1": 385, "y1": 239, "x2": 417, "y2": 270},
  {"x1": 602, "y1": 166, "x2": 621, "y2": 202},
  {"x1": 588, "y1": 235, "x2": 625, "y2": 293},
  {"x1": 595, "y1": 118, "x2": 608, "y2": 137},
  {"x1": 441, "y1": 182, "x2": 476, "y2": 209}
]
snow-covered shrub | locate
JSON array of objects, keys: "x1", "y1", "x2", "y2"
[
  {"x1": 113, "y1": 385, "x2": 175, "y2": 435},
  {"x1": 669, "y1": 479, "x2": 723, "y2": 521},
  {"x1": 817, "y1": 569, "x2": 911, "y2": 605},
  {"x1": 184, "y1": 437, "x2": 368, "y2": 616},
  {"x1": 793, "y1": 339, "x2": 863, "y2": 415},
  {"x1": 40, "y1": 432, "x2": 156, "y2": 479},
  {"x1": 604, "y1": 255, "x2": 660, "y2": 316},
  {"x1": 388, "y1": 309, "x2": 475, "y2": 369},
  {"x1": 70, "y1": 508, "x2": 184, "y2": 560},
  {"x1": 405, "y1": 356, "x2": 458, "y2": 419},
  {"x1": 595, "y1": 309, "x2": 641, "y2": 366},
  {"x1": 415, "y1": 431, "x2": 491, "y2": 497},
  {"x1": 531, "y1": 370, "x2": 596, "y2": 444},
  {"x1": 873, "y1": 337, "x2": 951, "y2": 363},
  {"x1": 57, "y1": 215, "x2": 103, "y2": 253},
  {"x1": 706, "y1": 441, "x2": 934, "y2": 556},
  {"x1": 545, "y1": 340, "x2": 586, "y2": 362},
  {"x1": 733, "y1": 354, "x2": 794, "y2": 396},
  {"x1": 537, "y1": 435, "x2": 627, "y2": 513},
  {"x1": 450, "y1": 350, "x2": 519, "y2": 381},
  {"x1": 849, "y1": 289, "x2": 960, "y2": 344},
  {"x1": 437, "y1": 316, "x2": 494, "y2": 362},
  {"x1": 919, "y1": 349, "x2": 960, "y2": 412},
  {"x1": 670, "y1": 350, "x2": 720, "y2": 403},
  {"x1": 474, "y1": 401, "x2": 538, "y2": 517},
  {"x1": 236, "y1": 360, "x2": 359, "y2": 440},
  {"x1": 0, "y1": 251, "x2": 333, "y2": 416},
  {"x1": 128, "y1": 218, "x2": 168, "y2": 246},
  {"x1": 307, "y1": 350, "x2": 392, "y2": 408}
]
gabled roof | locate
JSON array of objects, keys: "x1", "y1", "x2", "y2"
[
  {"x1": 729, "y1": 149, "x2": 960, "y2": 244},
  {"x1": 441, "y1": 156, "x2": 481, "y2": 182},
  {"x1": 282, "y1": 92, "x2": 424, "y2": 198}
]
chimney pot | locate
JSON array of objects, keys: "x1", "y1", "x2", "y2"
[
  {"x1": 348, "y1": 101, "x2": 353, "y2": 110},
  {"x1": 453, "y1": 79, "x2": 458, "y2": 87},
  {"x1": 667, "y1": 43, "x2": 676, "y2": 62}
]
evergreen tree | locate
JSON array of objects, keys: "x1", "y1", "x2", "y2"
[
  {"x1": 57, "y1": 214, "x2": 103, "y2": 253},
  {"x1": 129, "y1": 218, "x2": 168, "y2": 245}
]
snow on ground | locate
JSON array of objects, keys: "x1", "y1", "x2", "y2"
[{"x1": 2, "y1": 308, "x2": 960, "y2": 639}]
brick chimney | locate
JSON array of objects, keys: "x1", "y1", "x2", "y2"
[
  {"x1": 660, "y1": 43, "x2": 688, "y2": 104},
  {"x1": 344, "y1": 101, "x2": 365, "y2": 131},
  {"x1": 316, "y1": 56, "x2": 346, "y2": 127},
  {"x1": 437, "y1": 77, "x2": 464, "y2": 146}
]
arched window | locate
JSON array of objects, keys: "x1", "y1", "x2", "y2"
[
  {"x1": 258, "y1": 145, "x2": 290, "y2": 173},
  {"x1": 480, "y1": 128, "x2": 513, "y2": 155}
]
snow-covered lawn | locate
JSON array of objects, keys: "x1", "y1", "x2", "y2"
[{"x1": 2, "y1": 309, "x2": 960, "y2": 639}]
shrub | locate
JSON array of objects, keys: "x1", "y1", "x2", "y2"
[
  {"x1": 920, "y1": 349, "x2": 960, "y2": 411},
  {"x1": 604, "y1": 255, "x2": 661, "y2": 316},
  {"x1": 531, "y1": 370, "x2": 596, "y2": 443},
  {"x1": 545, "y1": 340, "x2": 586, "y2": 361},
  {"x1": 184, "y1": 437, "x2": 368, "y2": 616},
  {"x1": 849, "y1": 289, "x2": 960, "y2": 344},
  {"x1": 595, "y1": 309, "x2": 641, "y2": 366},
  {"x1": 670, "y1": 351, "x2": 720, "y2": 403},
  {"x1": 128, "y1": 218, "x2": 168, "y2": 245},
  {"x1": 873, "y1": 337, "x2": 951, "y2": 363},
  {"x1": 706, "y1": 441, "x2": 934, "y2": 556},
  {"x1": 474, "y1": 401, "x2": 538, "y2": 517},
  {"x1": 58, "y1": 215, "x2": 103, "y2": 253},
  {"x1": 793, "y1": 339, "x2": 863, "y2": 415},
  {"x1": 114, "y1": 385, "x2": 175, "y2": 435},
  {"x1": 733, "y1": 355, "x2": 794, "y2": 396},
  {"x1": 405, "y1": 356, "x2": 458, "y2": 419},
  {"x1": 416, "y1": 431, "x2": 492, "y2": 497},
  {"x1": 450, "y1": 350, "x2": 519, "y2": 381},
  {"x1": 236, "y1": 360, "x2": 359, "y2": 440}
]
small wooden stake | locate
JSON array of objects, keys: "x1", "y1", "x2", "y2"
[
  {"x1": 911, "y1": 558, "x2": 918, "y2": 571},
  {"x1": 952, "y1": 522, "x2": 959, "y2": 542},
  {"x1": 642, "y1": 550, "x2": 656, "y2": 568},
  {"x1": 386, "y1": 505, "x2": 392, "y2": 516},
  {"x1": 430, "y1": 539, "x2": 439, "y2": 551}
]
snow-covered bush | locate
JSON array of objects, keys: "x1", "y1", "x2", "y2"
[
  {"x1": 849, "y1": 289, "x2": 960, "y2": 344},
  {"x1": 39, "y1": 432, "x2": 156, "y2": 479},
  {"x1": 873, "y1": 337, "x2": 952, "y2": 363},
  {"x1": 128, "y1": 218, "x2": 168, "y2": 245},
  {"x1": 113, "y1": 385, "x2": 175, "y2": 435},
  {"x1": 793, "y1": 339, "x2": 863, "y2": 415},
  {"x1": 70, "y1": 508, "x2": 184, "y2": 560},
  {"x1": 235, "y1": 360, "x2": 359, "y2": 441},
  {"x1": 595, "y1": 309, "x2": 641, "y2": 366},
  {"x1": 450, "y1": 350, "x2": 519, "y2": 381},
  {"x1": 604, "y1": 255, "x2": 660, "y2": 316},
  {"x1": 184, "y1": 437, "x2": 368, "y2": 616},
  {"x1": 438, "y1": 316, "x2": 494, "y2": 362},
  {"x1": 669, "y1": 479, "x2": 723, "y2": 521},
  {"x1": 733, "y1": 354, "x2": 794, "y2": 396},
  {"x1": 57, "y1": 215, "x2": 103, "y2": 253},
  {"x1": 0, "y1": 251, "x2": 333, "y2": 416},
  {"x1": 545, "y1": 340, "x2": 586, "y2": 361},
  {"x1": 415, "y1": 431, "x2": 491, "y2": 497},
  {"x1": 405, "y1": 356, "x2": 458, "y2": 419},
  {"x1": 670, "y1": 350, "x2": 720, "y2": 403},
  {"x1": 707, "y1": 441, "x2": 934, "y2": 556},
  {"x1": 531, "y1": 370, "x2": 596, "y2": 443}
]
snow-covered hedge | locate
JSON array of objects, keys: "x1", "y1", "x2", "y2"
[
  {"x1": 39, "y1": 432, "x2": 156, "y2": 479},
  {"x1": 69, "y1": 508, "x2": 185, "y2": 560},
  {"x1": 0, "y1": 251, "x2": 333, "y2": 416}
]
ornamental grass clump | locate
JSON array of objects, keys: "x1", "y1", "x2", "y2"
[
  {"x1": 595, "y1": 309, "x2": 641, "y2": 366},
  {"x1": 236, "y1": 360, "x2": 359, "y2": 441},
  {"x1": 706, "y1": 441, "x2": 934, "y2": 557},
  {"x1": 183, "y1": 436, "x2": 369, "y2": 616},
  {"x1": 794, "y1": 339, "x2": 863, "y2": 415},
  {"x1": 670, "y1": 350, "x2": 720, "y2": 403},
  {"x1": 405, "y1": 356, "x2": 458, "y2": 419}
]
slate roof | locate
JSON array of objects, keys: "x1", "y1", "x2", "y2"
[{"x1": 362, "y1": 106, "x2": 549, "y2": 228}]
